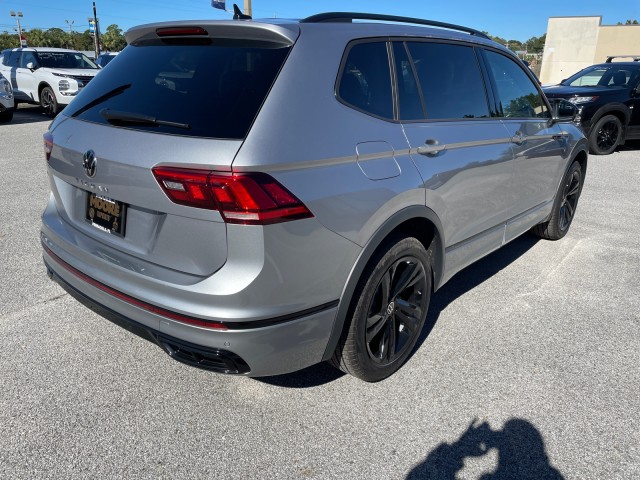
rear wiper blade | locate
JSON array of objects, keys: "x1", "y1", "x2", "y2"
[
  {"x1": 71, "y1": 83, "x2": 132, "y2": 118},
  {"x1": 99, "y1": 108, "x2": 191, "y2": 129}
]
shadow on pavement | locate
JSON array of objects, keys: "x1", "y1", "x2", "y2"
[
  {"x1": 10, "y1": 105, "x2": 53, "y2": 125},
  {"x1": 406, "y1": 418, "x2": 564, "y2": 479},
  {"x1": 257, "y1": 233, "x2": 539, "y2": 388},
  {"x1": 618, "y1": 139, "x2": 640, "y2": 152},
  {"x1": 255, "y1": 359, "x2": 345, "y2": 387}
]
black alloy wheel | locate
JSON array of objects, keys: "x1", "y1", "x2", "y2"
[
  {"x1": 558, "y1": 167, "x2": 581, "y2": 233},
  {"x1": 532, "y1": 160, "x2": 584, "y2": 240},
  {"x1": 365, "y1": 256, "x2": 428, "y2": 365},
  {"x1": 331, "y1": 235, "x2": 432, "y2": 382},
  {"x1": 40, "y1": 86, "x2": 59, "y2": 117},
  {"x1": 589, "y1": 114, "x2": 622, "y2": 155}
]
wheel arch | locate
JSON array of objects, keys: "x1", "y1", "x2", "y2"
[
  {"x1": 321, "y1": 205, "x2": 445, "y2": 361},
  {"x1": 37, "y1": 81, "x2": 53, "y2": 102},
  {"x1": 587, "y1": 104, "x2": 630, "y2": 138}
]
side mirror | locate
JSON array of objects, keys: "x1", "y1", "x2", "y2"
[
  {"x1": 551, "y1": 99, "x2": 578, "y2": 123},
  {"x1": 26, "y1": 62, "x2": 38, "y2": 70}
]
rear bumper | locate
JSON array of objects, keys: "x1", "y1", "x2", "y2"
[{"x1": 43, "y1": 248, "x2": 339, "y2": 377}]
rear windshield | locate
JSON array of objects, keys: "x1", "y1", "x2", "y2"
[{"x1": 64, "y1": 41, "x2": 290, "y2": 139}]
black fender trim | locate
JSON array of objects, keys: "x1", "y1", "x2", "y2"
[{"x1": 321, "y1": 205, "x2": 445, "y2": 361}]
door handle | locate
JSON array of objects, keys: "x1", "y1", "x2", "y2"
[
  {"x1": 511, "y1": 131, "x2": 526, "y2": 146},
  {"x1": 417, "y1": 139, "x2": 446, "y2": 157},
  {"x1": 552, "y1": 131, "x2": 569, "y2": 141}
]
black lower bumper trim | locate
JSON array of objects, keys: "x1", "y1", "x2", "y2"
[
  {"x1": 155, "y1": 333, "x2": 250, "y2": 374},
  {"x1": 45, "y1": 261, "x2": 251, "y2": 375}
]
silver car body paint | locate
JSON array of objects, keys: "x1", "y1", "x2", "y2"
[{"x1": 41, "y1": 17, "x2": 588, "y2": 376}]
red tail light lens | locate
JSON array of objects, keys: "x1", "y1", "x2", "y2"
[
  {"x1": 152, "y1": 167, "x2": 313, "y2": 225},
  {"x1": 43, "y1": 132, "x2": 53, "y2": 162},
  {"x1": 156, "y1": 27, "x2": 208, "y2": 37}
]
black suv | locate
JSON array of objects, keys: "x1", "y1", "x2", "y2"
[{"x1": 543, "y1": 56, "x2": 640, "y2": 155}]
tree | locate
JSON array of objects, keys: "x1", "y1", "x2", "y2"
[
  {"x1": 46, "y1": 28, "x2": 67, "y2": 48},
  {"x1": 617, "y1": 19, "x2": 639, "y2": 25},
  {"x1": 524, "y1": 34, "x2": 546, "y2": 54},
  {"x1": 101, "y1": 24, "x2": 126, "y2": 52},
  {"x1": 0, "y1": 31, "x2": 19, "y2": 50},
  {"x1": 25, "y1": 29, "x2": 48, "y2": 47}
]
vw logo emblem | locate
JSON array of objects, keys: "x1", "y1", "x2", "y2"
[
  {"x1": 83, "y1": 150, "x2": 97, "y2": 178},
  {"x1": 386, "y1": 301, "x2": 395, "y2": 315}
]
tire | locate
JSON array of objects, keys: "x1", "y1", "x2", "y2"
[
  {"x1": 0, "y1": 108, "x2": 13, "y2": 123},
  {"x1": 532, "y1": 160, "x2": 584, "y2": 240},
  {"x1": 40, "y1": 86, "x2": 60, "y2": 117},
  {"x1": 589, "y1": 114, "x2": 622, "y2": 155},
  {"x1": 331, "y1": 235, "x2": 432, "y2": 382}
]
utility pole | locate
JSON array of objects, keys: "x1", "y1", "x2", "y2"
[
  {"x1": 65, "y1": 19, "x2": 74, "y2": 48},
  {"x1": 9, "y1": 11, "x2": 24, "y2": 47},
  {"x1": 243, "y1": 0, "x2": 252, "y2": 17},
  {"x1": 92, "y1": 2, "x2": 100, "y2": 59}
]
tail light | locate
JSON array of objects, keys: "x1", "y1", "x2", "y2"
[
  {"x1": 156, "y1": 27, "x2": 208, "y2": 37},
  {"x1": 152, "y1": 167, "x2": 313, "y2": 225},
  {"x1": 43, "y1": 132, "x2": 53, "y2": 162}
]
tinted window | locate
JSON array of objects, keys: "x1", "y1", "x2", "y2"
[
  {"x1": 2, "y1": 51, "x2": 19, "y2": 68},
  {"x1": 393, "y1": 42, "x2": 424, "y2": 120},
  {"x1": 35, "y1": 52, "x2": 98, "y2": 69},
  {"x1": 20, "y1": 52, "x2": 37, "y2": 68},
  {"x1": 64, "y1": 42, "x2": 290, "y2": 139},
  {"x1": 407, "y1": 42, "x2": 489, "y2": 120},
  {"x1": 484, "y1": 51, "x2": 549, "y2": 119},
  {"x1": 565, "y1": 65, "x2": 640, "y2": 87},
  {"x1": 338, "y1": 42, "x2": 393, "y2": 119}
]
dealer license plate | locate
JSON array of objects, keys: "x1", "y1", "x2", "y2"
[{"x1": 86, "y1": 193, "x2": 127, "y2": 237}]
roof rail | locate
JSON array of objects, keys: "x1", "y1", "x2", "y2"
[
  {"x1": 605, "y1": 55, "x2": 640, "y2": 63},
  {"x1": 300, "y1": 12, "x2": 490, "y2": 40}
]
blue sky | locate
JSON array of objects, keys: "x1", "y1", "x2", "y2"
[{"x1": 1, "y1": 0, "x2": 639, "y2": 41}]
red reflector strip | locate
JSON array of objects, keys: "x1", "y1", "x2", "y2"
[
  {"x1": 156, "y1": 27, "x2": 208, "y2": 37},
  {"x1": 43, "y1": 132, "x2": 53, "y2": 162},
  {"x1": 44, "y1": 245, "x2": 227, "y2": 331}
]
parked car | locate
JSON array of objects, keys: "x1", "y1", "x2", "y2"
[
  {"x1": 95, "y1": 52, "x2": 119, "y2": 68},
  {"x1": 543, "y1": 56, "x2": 640, "y2": 155},
  {"x1": 0, "y1": 71, "x2": 14, "y2": 122},
  {"x1": 41, "y1": 12, "x2": 588, "y2": 381},
  {"x1": 0, "y1": 47, "x2": 100, "y2": 117}
]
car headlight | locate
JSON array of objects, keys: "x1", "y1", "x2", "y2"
[
  {"x1": 568, "y1": 96, "x2": 598, "y2": 104},
  {"x1": 59, "y1": 79, "x2": 70, "y2": 92},
  {"x1": 0, "y1": 77, "x2": 12, "y2": 95}
]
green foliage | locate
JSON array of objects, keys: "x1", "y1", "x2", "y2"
[
  {"x1": 481, "y1": 32, "x2": 546, "y2": 54},
  {"x1": 0, "y1": 24, "x2": 125, "y2": 53},
  {"x1": 617, "y1": 19, "x2": 639, "y2": 25},
  {"x1": 101, "y1": 25, "x2": 127, "y2": 52}
]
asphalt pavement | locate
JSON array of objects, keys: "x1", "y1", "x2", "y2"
[{"x1": 1, "y1": 105, "x2": 638, "y2": 479}]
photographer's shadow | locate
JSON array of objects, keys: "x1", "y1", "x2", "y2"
[{"x1": 407, "y1": 418, "x2": 564, "y2": 480}]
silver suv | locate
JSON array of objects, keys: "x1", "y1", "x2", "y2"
[
  {"x1": 0, "y1": 47, "x2": 99, "y2": 116},
  {"x1": 41, "y1": 13, "x2": 588, "y2": 381}
]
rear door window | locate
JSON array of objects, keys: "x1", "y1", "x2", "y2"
[
  {"x1": 337, "y1": 41, "x2": 394, "y2": 119},
  {"x1": 2, "y1": 51, "x2": 19, "y2": 68},
  {"x1": 64, "y1": 41, "x2": 290, "y2": 139},
  {"x1": 393, "y1": 42, "x2": 424, "y2": 121},
  {"x1": 406, "y1": 42, "x2": 490, "y2": 120}
]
